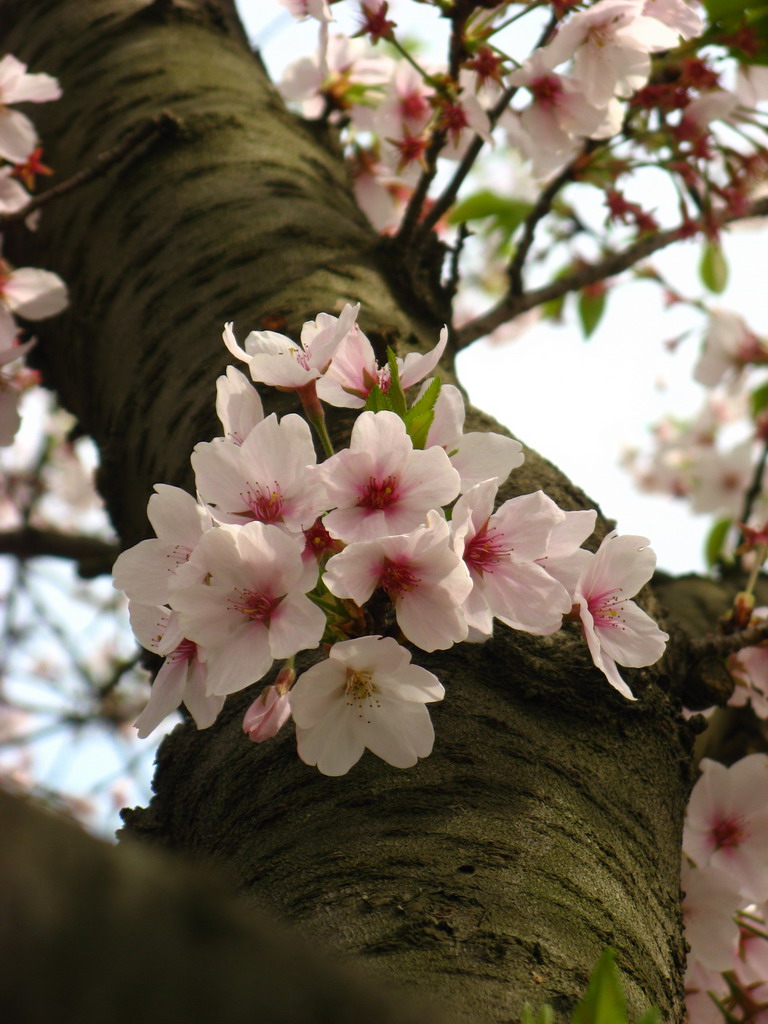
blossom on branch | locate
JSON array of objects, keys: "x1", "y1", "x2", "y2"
[
  {"x1": 451, "y1": 480, "x2": 573, "y2": 638},
  {"x1": 223, "y1": 303, "x2": 359, "y2": 391},
  {"x1": 324, "y1": 510, "x2": 473, "y2": 652},
  {"x1": 316, "y1": 410, "x2": 460, "y2": 543},
  {"x1": 0, "y1": 54, "x2": 61, "y2": 163},
  {"x1": 0, "y1": 259, "x2": 68, "y2": 347},
  {"x1": 128, "y1": 603, "x2": 223, "y2": 738},
  {"x1": 169, "y1": 521, "x2": 326, "y2": 696},
  {"x1": 571, "y1": 531, "x2": 669, "y2": 699},
  {"x1": 317, "y1": 324, "x2": 448, "y2": 408},
  {"x1": 683, "y1": 755, "x2": 768, "y2": 902},
  {"x1": 290, "y1": 635, "x2": 444, "y2": 775},
  {"x1": 192, "y1": 413, "x2": 328, "y2": 531},
  {"x1": 541, "y1": 0, "x2": 681, "y2": 108},
  {"x1": 112, "y1": 484, "x2": 213, "y2": 606}
]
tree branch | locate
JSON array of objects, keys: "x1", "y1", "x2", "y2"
[
  {"x1": 690, "y1": 620, "x2": 768, "y2": 662},
  {"x1": 0, "y1": 113, "x2": 180, "y2": 228},
  {"x1": 0, "y1": 527, "x2": 119, "y2": 577},
  {"x1": 455, "y1": 195, "x2": 768, "y2": 349}
]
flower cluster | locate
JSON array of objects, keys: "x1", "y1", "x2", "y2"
[
  {"x1": 114, "y1": 303, "x2": 669, "y2": 775},
  {"x1": 0, "y1": 54, "x2": 69, "y2": 445},
  {"x1": 271, "y1": 0, "x2": 759, "y2": 238},
  {"x1": 682, "y1": 755, "x2": 768, "y2": 1023}
]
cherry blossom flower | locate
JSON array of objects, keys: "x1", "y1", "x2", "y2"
[
  {"x1": 192, "y1": 412, "x2": 328, "y2": 531},
  {"x1": 0, "y1": 259, "x2": 68, "y2": 346},
  {"x1": 683, "y1": 755, "x2": 768, "y2": 902},
  {"x1": 358, "y1": 60, "x2": 433, "y2": 137},
  {"x1": 435, "y1": 91, "x2": 492, "y2": 160},
  {"x1": 128, "y1": 603, "x2": 223, "y2": 738},
  {"x1": 423, "y1": 383, "x2": 523, "y2": 491},
  {"x1": 451, "y1": 480, "x2": 573, "y2": 638},
  {"x1": 223, "y1": 302, "x2": 359, "y2": 391},
  {"x1": 316, "y1": 410, "x2": 460, "y2": 543},
  {"x1": 215, "y1": 365, "x2": 264, "y2": 445},
  {"x1": 324, "y1": 510, "x2": 472, "y2": 651},
  {"x1": 682, "y1": 860, "x2": 741, "y2": 973},
  {"x1": 508, "y1": 51, "x2": 621, "y2": 167},
  {"x1": 169, "y1": 521, "x2": 326, "y2": 696},
  {"x1": 572, "y1": 531, "x2": 669, "y2": 699},
  {"x1": 728, "y1": 633, "x2": 768, "y2": 720},
  {"x1": 689, "y1": 439, "x2": 754, "y2": 518},
  {"x1": 112, "y1": 484, "x2": 212, "y2": 606},
  {"x1": 317, "y1": 324, "x2": 448, "y2": 409},
  {"x1": 280, "y1": 35, "x2": 392, "y2": 123},
  {"x1": 693, "y1": 310, "x2": 768, "y2": 389},
  {"x1": 735, "y1": 909, "x2": 768, "y2": 988},
  {"x1": 542, "y1": 0, "x2": 681, "y2": 108},
  {"x1": 685, "y1": 959, "x2": 732, "y2": 1024},
  {"x1": 290, "y1": 635, "x2": 444, "y2": 775},
  {"x1": 0, "y1": 54, "x2": 61, "y2": 163}
]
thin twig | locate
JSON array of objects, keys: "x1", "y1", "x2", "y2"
[
  {"x1": 415, "y1": 13, "x2": 558, "y2": 242},
  {"x1": 739, "y1": 437, "x2": 768, "y2": 529},
  {"x1": 0, "y1": 112, "x2": 181, "y2": 228},
  {"x1": 690, "y1": 621, "x2": 768, "y2": 661},
  {"x1": 507, "y1": 150, "x2": 584, "y2": 297},
  {"x1": 0, "y1": 527, "x2": 118, "y2": 576},
  {"x1": 455, "y1": 194, "x2": 768, "y2": 348},
  {"x1": 446, "y1": 222, "x2": 470, "y2": 299}
]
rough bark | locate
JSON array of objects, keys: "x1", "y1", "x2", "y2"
[
  {"x1": 0, "y1": 788, "x2": 448, "y2": 1023},
  {"x1": 2, "y1": 1, "x2": 694, "y2": 1021}
]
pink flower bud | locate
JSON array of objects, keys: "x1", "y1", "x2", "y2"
[{"x1": 243, "y1": 683, "x2": 293, "y2": 743}]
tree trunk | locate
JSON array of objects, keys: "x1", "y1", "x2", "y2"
[{"x1": 1, "y1": 1, "x2": 693, "y2": 1020}]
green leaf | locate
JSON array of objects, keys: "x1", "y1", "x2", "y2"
[
  {"x1": 449, "y1": 190, "x2": 533, "y2": 234},
  {"x1": 522, "y1": 1005, "x2": 555, "y2": 1024},
  {"x1": 364, "y1": 384, "x2": 394, "y2": 414},
  {"x1": 750, "y1": 380, "x2": 768, "y2": 420},
  {"x1": 571, "y1": 949, "x2": 627, "y2": 1024},
  {"x1": 578, "y1": 289, "x2": 607, "y2": 340},
  {"x1": 385, "y1": 347, "x2": 408, "y2": 419},
  {"x1": 404, "y1": 376, "x2": 441, "y2": 449},
  {"x1": 705, "y1": 0, "x2": 768, "y2": 21},
  {"x1": 699, "y1": 241, "x2": 729, "y2": 294},
  {"x1": 636, "y1": 1009, "x2": 661, "y2": 1024},
  {"x1": 705, "y1": 517, "x2": 733, "y2": 569}
]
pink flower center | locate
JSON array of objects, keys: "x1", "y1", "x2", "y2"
[
  {"x1": 168, "y1": 543, "x2": 194, "y2": 571},
  {"x1": 711, "y1": 814, "x2": 748, "y2": 851},
  {"x1": 243, "y1": 482, "x2": 284, "y2": 523},
  {"x1": 588, "y1": 587, "x2": 626, "y2": 630},
  {"x1": 531, "y1": 74, "x2": 563, "y2": 107},
  {"x1": 463, "y1": 524, "x2": 510, "y2": 576},
  {"x1": 379, "y1": 559, "x2": 420, "y2": 597},
  {"x1": 400, "y1": 90, "x2": 428, "y2": 123},
  {"x1": 168, "y1": 638, "x2": 198, "y2": 664},
  {"x1": 229, "y1": 588, "x2": 279, "y2": 622},
  {"x1": 290, "y1": 344, "x2": 312, "y2": 371},
  {"x1": 359, "y1": 474, "x2": 399, "y2": 511}
]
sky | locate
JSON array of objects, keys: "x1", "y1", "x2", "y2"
[{"x1": 235, "y1": 0, "x2": 768, "y2": 575}]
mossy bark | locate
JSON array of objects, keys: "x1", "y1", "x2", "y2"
[{"x1": 2, "y1": 1, "x2": 693, "y2": 1020}]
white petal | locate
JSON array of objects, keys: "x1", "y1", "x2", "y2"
[{"x1": 3, "y1": 268, "x2": 68, "y2": 319}]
